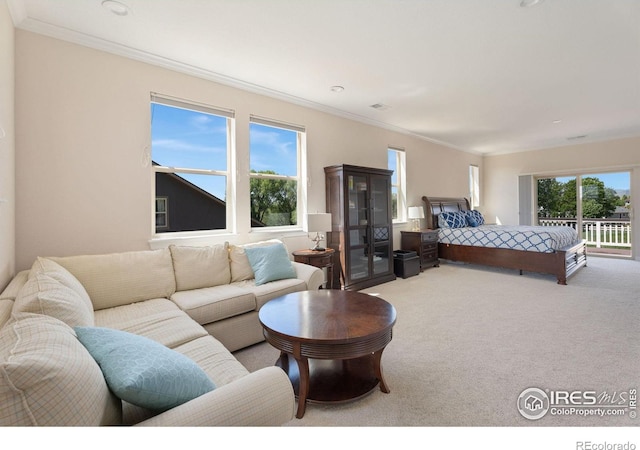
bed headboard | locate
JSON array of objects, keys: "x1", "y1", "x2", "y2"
[{"x1": 421, "y1": 196, "x2": 470, "y2": 229}]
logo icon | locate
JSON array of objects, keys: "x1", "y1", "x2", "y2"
[{"x1": 518, "y1": 387, "x2": 550, "y2": 420}]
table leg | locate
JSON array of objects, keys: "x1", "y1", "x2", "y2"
[
  {"x1": 277, "y1": 351, "x2": 289, "y2": 372},
  {"x1": 372, "y1": 348, "x2": 390, "y2": 393},
  {"x1": 293, "y1": 355, "x2": 310, "y2": 418}
]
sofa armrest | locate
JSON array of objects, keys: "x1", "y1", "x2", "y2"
[
  {"x1": 291, "y1": 261, "x2": 324, "y2": 290},
  {"x1": 135, "y1": 366, "x2": 295, "y2": 427}
]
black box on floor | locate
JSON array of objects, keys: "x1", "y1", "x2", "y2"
[{"x1": 393, "y1": 250, "x2": 420, "y2": 278}]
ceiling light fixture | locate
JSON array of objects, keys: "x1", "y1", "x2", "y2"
[
  {"x1": 520, "y1": 0, "x2": 544, "y2": 7},
  {"x1": 102, "y1": 0, "x2": 130, "y2": 16},
  {"x1": 330, "y1": 86, "x2": 345, "y2": 93},
  {"x1": 552, "y1": 119, "x2": 562, "y2": 124}
]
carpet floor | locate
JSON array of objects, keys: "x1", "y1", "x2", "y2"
[{"x1": 234, "y1": 256, "x2": 640, "y2": 428}]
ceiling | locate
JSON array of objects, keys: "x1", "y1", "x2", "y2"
[{"x1": 7, "y1": 0, "x2": 640, "y2": 155}]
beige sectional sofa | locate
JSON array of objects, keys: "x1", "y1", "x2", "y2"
[{"x1": 0, "y1": 239, "x2": 323, "y2": 426}]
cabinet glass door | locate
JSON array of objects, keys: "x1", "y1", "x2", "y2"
[
  {"x1": 370, "y1": 175, "x2": 392, "y2": 275},
  {"x1": 347, "y1": 175, "x2": 370, "y2": 281},
  {"x1": 347, "y1": 175, "x2": 368, "y2": 227}
]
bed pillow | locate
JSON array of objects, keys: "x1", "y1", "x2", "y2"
[
  {"x1": 438, "y1": 211, "x2": 467, "y2": 229},
  {"x1": 74, "y1": 327, "x2": 216, "y2": 412},
  {"x1": 244, "y1": 243, "x2": 296, "y2": 286},
  {"x1": 465, "y1": 210, "x2": 485, "y2": 227}
]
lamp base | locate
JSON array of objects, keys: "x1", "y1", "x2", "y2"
[{"x1": 310, "y1": 233, "x2": 324, "y2": 251}]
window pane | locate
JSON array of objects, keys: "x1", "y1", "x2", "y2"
[
  {"x1": 388, "y1": 148, "x2": 405, "y2": 222},
  {"x1": 388, "y1": 151, "x2": 397, "y2": 185},
  {"x1": 250, "y1": 178, "x2": 297, "y2": 226},
  {"x1": 249, "y1": 123, "x2": 297, "y2": 176},
  {"x1": 151, "y1": 103, "x2": 227, "y2": 171},
  {"x1": 155, "y1": 172, "x2": 226, "y2": 232}
]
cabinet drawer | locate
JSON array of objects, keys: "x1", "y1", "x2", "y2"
[
  {"x1": 422, "y1": 242, "x2": 437, "y2": 252},
  {"x1": 421, "y1": 232, "x2": 438, "y2": 243},
  {"x1": 422, "y1": 250, "x2": 437, "y2": 260},
  {"x1": 314, "y1": 255, "x2": 333, "y2": 266}
]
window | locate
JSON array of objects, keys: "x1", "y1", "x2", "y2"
[
  {"x1": 155, "y1": 197, "x2": 168, "y2": 230},
  {"x1": 151, "y1": 93, "x2": 234, "y2": 234},
  {"x1": 388, "y1": 148, "x2": 406, "y2": 222},
  {"x1": 249, "y1": 116, "x2": 305, "y2": 228},
  {"x1": 469, "y1": 165, "x2": 480, "y2": 209}
]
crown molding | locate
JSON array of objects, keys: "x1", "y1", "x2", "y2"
[{"x1": 11, "y1": 11, "x2": 474, "y2": 155}]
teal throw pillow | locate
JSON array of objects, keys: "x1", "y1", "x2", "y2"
[
  {"x1": 74, "y1": 327, "x2": 215, "y2": 411},
  {"x1": 244, "y1": 243, "x2": 297, "y2": 286}
]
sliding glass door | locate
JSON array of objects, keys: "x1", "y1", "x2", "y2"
[{"x1": 536, "y1": 171, "x2": 631, "y2": 257}]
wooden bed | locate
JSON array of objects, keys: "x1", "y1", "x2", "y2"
[{"x1": 422, "y1": 196, "x2": 587, "y2": 285}]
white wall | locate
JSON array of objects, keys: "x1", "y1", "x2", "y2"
[
  {"x1": 0, "y1": 0, "x2": 15, "y2": 291},
  {"x1": 15, "y1": 30, "x2": 481, "y2": 271},
  {"x1": 483, "y1": 137, "x2": 640, "y2": 258}
]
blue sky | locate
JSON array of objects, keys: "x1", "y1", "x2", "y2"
[{"x1": 151, "y1": 103, "x2": 297, "y2": 200}]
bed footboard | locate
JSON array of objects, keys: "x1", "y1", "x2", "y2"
[{"x1": 439, "y1": 240, "x2": 587, "y2": 285}]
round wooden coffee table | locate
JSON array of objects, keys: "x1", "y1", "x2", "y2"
[{"x1": 259, "y1": 290, "x2": 397, "y2": 418}]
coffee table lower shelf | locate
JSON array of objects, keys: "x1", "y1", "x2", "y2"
[{"x1": 276, "y1": 353, "x2": 383, "y2": 404}]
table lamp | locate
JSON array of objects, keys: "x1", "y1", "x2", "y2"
[
  {"x1": 408, "y1": 206, "x2": 424, "y2": 231},
  {"x1": 307, "y1": 213, "x2": 332, "y2": 251}
]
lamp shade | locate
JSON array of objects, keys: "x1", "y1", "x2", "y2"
[
  {"x1": 307, "y1": 213, "x2": 332, "y2": 232},
  {"x1": 408, "y1": 206, "x2": 424, "y2": 219}
]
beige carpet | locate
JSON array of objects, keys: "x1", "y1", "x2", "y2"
[{"x1": 234, "y1": 256, "x2": 640, "y2": 428}]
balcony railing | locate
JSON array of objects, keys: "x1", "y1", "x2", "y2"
[{"x1": 539, "y1": 218, "x2": 632, "y2": 249}]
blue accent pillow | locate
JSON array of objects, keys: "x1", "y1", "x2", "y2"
[
  {"x1": 74, "y1": 327, "x2": 215, "y2": 411},
  {"x1": 465, "y1": 210, "x2": 485, "y2": 227},
  {"x1": 244, "y1": 243, "x2": 297, "y2": 286},
  {"x1": 438, "y1": 211, "x2": 467, "y2": 228}
]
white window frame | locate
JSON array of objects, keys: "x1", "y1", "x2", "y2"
[
  {"x1": 155, "y1": 197, "x2": 169, "y2": 230},
  {"x1": 469, "y1": 164, "x2": 480, "y2": 209},
  {"x1": 150, "y1": 93, "x2": 235, "y2": 236},
  {"x1": 249, "y1": 115, "x2": 306, "y2": 230},
  {"x1": 388, "y1": 147, "x2": 407, "y2": 223}
]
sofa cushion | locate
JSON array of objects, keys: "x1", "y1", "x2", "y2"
[
  {"x1": 0, "y1": 313, "x2": 121, "y2": 426},
  {"x1": 94, "y1": 298, "x2": 208, "y2": 350},
  {"x1": 245, "y1": 244, "x2": 297, "y2": 286},
  {"x1": 170, "y1": 285, "x2": 257, "y2": 325},
  {"x1": 234, "y1": 277, "x2": 308, "y2": 310},
  {"x1": 229, "y1": 239, "x2": 287, "y2": 282},
  {"x1": 14, "y1": 271, "x2": 95, "y2": 328},
  {"x1": 75, "y1": 327, "x2": 216, "y2": 412},
  {"x1": 0, "y1": 270, "x2": 29, "y2": 301},
  {"x1": 169, "y1": 243, "x2": 231, "y2": 291},
  {"x1": 0, "y1": 299, "x2": 13, "y2": 329},
  {"x1": 31, "y1": 257, "x2": 92, "y2": 302},
  {"x1": 174, "y1": 335, "x2": 249, "y2": 387},
  {"x1": 50, "y1": 249, "x2": 176, "y2": 311}
]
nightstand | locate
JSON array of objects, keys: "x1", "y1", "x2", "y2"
[
  {"x1": 400, "y1": 230, "x2": 439, "y2": 271},
  {"x1": 292, "y1": 248, "x2": 336, "y2": 289}
]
